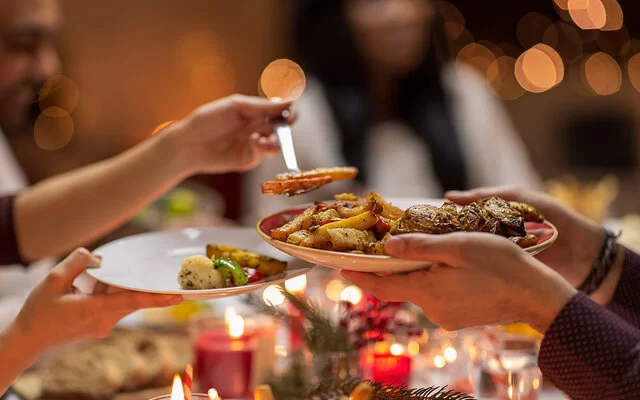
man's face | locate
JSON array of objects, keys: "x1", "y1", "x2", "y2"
[{"x1": 0, "y1": 0, "x2": 62, "y2": 134}]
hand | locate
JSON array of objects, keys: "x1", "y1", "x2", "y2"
[
  {"x1": 166, "y1": 94, "x2": 297, "y2": 175},
  {"x1": 445, "y1": 186, "x2": 604, "y2": 288},
  {"x1": 342, "y1": 233, "x2": 576, "y2": 332},
  {"x1": 9, "y1": 248, "x2": 182, "y2": 356}
]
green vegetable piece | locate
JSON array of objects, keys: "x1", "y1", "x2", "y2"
[{"x1": 213, "y1": 258, "x2": 248, "y2": 286}]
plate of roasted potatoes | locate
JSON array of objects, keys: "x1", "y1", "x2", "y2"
[
  {"x1": 88, "y1": 227, "x2": 313, "y2": 300},
  {"x1": 257, "y1": 193, "x2": 558, "y2": 273}
]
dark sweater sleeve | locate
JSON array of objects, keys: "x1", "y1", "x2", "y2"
[
  {"x1": 0, "y1": 195, "x2": 26, "y2": 266},
  {"x1": 539, "y1": 293, "x2": 640, "y2": 400},
  {"x1": 606, "y1": 248, "x2": 640, "y2": 329}
]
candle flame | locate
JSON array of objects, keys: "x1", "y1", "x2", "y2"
[
  {"x1": 208, "y1": 389, "x2": 220, "y2": 400},
  {"x1": 170, "y1": 374, "x2": 184, "y2": 400},
  {"x1": 389, "y1": 343, "x2": 404, "y2": 356},
  {"x1": 228, "y1": 315, "x2": 245, "y2": 338},
  {"x1": 224, "y1": 308, "x2": 237, "y2": 325},
  {"x1": 340, "y1": 285, "x2": 363, "y2": 305}
]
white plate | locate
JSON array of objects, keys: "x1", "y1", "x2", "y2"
[
  {"x1": 88, "y1": 227, "x2": 314, "y2": 300},
  {"x1": 257, "y1": 198, "x2": 558, "y2": 274}
]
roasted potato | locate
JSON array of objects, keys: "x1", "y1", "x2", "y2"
[
  {"x1": 327, "y1": 228, "x2": 376, "y2": 251},
  {"x1": 206, "y1": 244, "x2": 287, "y2": 276},
  {"x1": 271, "y1": 206, "x2": 317, "y2": 241}
]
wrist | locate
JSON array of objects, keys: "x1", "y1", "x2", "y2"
[
  {"x1": 154, "y1": 119, "x2": 198, "y2": 180},
  {"x1": 521, "y1": 260, "x2": 577, "y2": 333},
  {"x1": 571, "y1": 221, "x2": 605, "y2": 286},
  {"x1": 1, "y1": 322, "x2": 41, "y2": 368}
]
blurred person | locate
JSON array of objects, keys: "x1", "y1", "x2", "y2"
[
  {"x1": 0, "y1": 248, "x2": 183, "y2": 396},
  {"x1": 344, "y1": 186, "x2": 640, "y2": 399},
  {"x1": 243, "y1": 0, "x2": 541, "y2": 224}
]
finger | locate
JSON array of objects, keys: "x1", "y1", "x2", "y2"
[
  {"x1": 232, "y1": 95, "x2": 293, "y2": 120},
  {"x1": 252, "y1": 134, "x2": 280, "y2": 154},
  {"x1": 384, "y1": 233, "x2": 476, "y2": 266},
  {"x1": 445, "y1": 186, "x2": 524, "y2": 205},
  {"x1": 92, "y1": 291, "x2": 182, "y2": 312},
  {"x1": 92, "y1": 281, "x2": 110, "y2": 295},
  {"x1": 341, "y1": 271, "x2": 411, "y2": 302},
  {"x1": 48, "y1": 248, "x2": 102, "y2": 291}
]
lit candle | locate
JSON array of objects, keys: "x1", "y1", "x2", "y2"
[
  {"x1": 361, "y1": 341, "x2": 412, "y2": 386},
  {"x1": 193, "y1": 314, "x2": 256, "y2": 399}
]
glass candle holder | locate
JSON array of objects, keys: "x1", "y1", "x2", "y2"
[{"x1": 474, "y1": 332, "x2": 542, "y2": 400}]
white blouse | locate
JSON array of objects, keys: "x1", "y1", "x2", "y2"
[{"x1": 242, "y1": 63, "x2": 542, "y2": 225}]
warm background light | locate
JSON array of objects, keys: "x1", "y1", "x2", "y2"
[
  {"x1": 284, "y1": 275, "x2": 307, "y2": 294},
  {"x1": 543, "y1": 22, "x2": 583, "y2": 63},
  {"x1": 517, "y1": 12, "x2": 553, "y2": 49},
  {"x1": 515, "y1": 44, "x2": 564, "y2": 93},
  {"x1": 582, "y1": 52, "x2": 622, "y2": 95},
  {"x1": 627, "y1": 53, "x2": 640, "y2": 92},
  {"x1": 228, "y1": 315, "x2": 245, "y2": 338},
  {"x1": 339, "y1": 285, "x2": 363, "y2": 305},
  {"x1": 38, "y1": 74, "x2": 80, "y2": 116},
  {"x1": 34, "y1": 109, "x2": 75, "y2": 151},
  {"x1": 487, "y1": 56, "x2": 526, "y2": 100},
  {"x1": 568, "y1": 0, "x2": 607, "y2": 30},
  {"x1": 456, "y1": 42, "x2": 496, "y2": 80},
  {"x1": 262, "y1": 285, "x2": 285, "y2": 306},
  {"x1": 325, "y1": 280, "x2": 345, "y2": 302},
  {"x1": 600, "y1": 0, "x2": 624, "y2": 31}
]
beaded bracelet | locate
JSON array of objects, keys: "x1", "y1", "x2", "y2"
[{"x1": 576, "y1": 229, "x2": 620, "y2": 295}]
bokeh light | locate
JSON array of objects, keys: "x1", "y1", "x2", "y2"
[
  {"x1": 325, "y1": 280, "x2": 345, "y2": 302},
  {"x1": 441, "y1": 25, "x2": 475, "y2": 62},
  {"x1": 627, "y1": 53, "x2": 640, "y2": 93},
  {"x1": 438, "y1": 1, "x2": 466, "y2": 40},
  {"x1": 177, "y1": 31, "x2": 226, "y2": 67},
  {"x1": 554, "y1": 0, "x2": 569, "y2": 10},
  {"x1": 487, "y1": 56, "x2": 526, "y2": 100},
  {"x1": 456, "y1": 43, "x2": 496, "y2": 81},
  {"x1": 543, "y1": 22, "x2": 584, "y2": 63},
  {"x1": 38, "y1": 75, "x2": 80, "y2": 116},
  {"x1": 340, "y1": 285, "x2": 363, "y2": 305},
  {"x1": 515, "y1": 44, "x2": 564, "y2": 93},
  {"x1": 262, "y1": 285, "x2": 285, "y2": 306},
  {"x1": 582, "y1": 52, "x2": 622, "y2": 95},
  {"x1": 34, "y1": 108, "x2": 74, "y2": 151},
  {"x1": 259, "y1": 59, "x2": 306, "y2": 101},
  {"x1": 568, "y1": 0, "x2": 606, "y2": 30},
  {"x1": 600, "y1": 0, "x2": 623, "y2": 31},
  {"x1": 284, "y1": 275, "x2": 307, "y2": 294},
  {"x1": 191, "y1": 56, "x2": 236, "y2": 99},
  {"x1": 517, "y1": 12, "x2": 553, "y2": 49}
]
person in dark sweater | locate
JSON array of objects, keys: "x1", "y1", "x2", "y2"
[{"x1": 344, "y1": 186, "x2": 640, "y2": 400}]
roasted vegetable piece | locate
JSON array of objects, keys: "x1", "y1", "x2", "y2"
[
  {"x1": 327, "y1": 228, "x2": 376, "y2": 251},
  {"x1": 391, "y1": 204, "x2": 461, "y2": 234},
  {"x1": 271, "y1": 206, "x2": 317, "y2": 241},
  {"x1": 206, "y1": 244, "x2": 287, "y2": 276},
  {"x1": 213, "y1": 258, "x2": 248, "y2": 286},
  {"x1": 508, "y1": 201, "x2": 545, "y2": 222},
  {"x1": 510, "y1": 234, "x2": 539, "y2": 248}
]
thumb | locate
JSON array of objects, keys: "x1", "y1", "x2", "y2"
[
  {"x1": 445, "y1": 186, "x2": 524, "y2": 205},
  {"x1": 49, "y1": 248, "x2": 102, "y2": 291},
  {"x1": 92, "y1": 291, "x2": 182, "y2": 313}
]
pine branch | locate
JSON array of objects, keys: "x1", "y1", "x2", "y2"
[{"x1": 297, "y1": 376, "x2": 476, "y2": 400}]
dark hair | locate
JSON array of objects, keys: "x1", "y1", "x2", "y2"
[{"x1": 292, "y1": 0, "x2": 469, "y2": 192}]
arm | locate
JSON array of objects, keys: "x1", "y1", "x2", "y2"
[
  {"x1": 539, "y1": 293, "x2": 640, "y2": 400},
  {"x1": 12, "y1": 95, "x2": 292, "y2": 261},
  {"x1": 605, "y1": 247, "x2": 640, "y2": 329},
  {"x1": 0, "y1": 325, "x2": 40, "y2": 395}
]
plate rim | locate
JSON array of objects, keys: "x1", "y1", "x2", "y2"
[{"x1": 87, "y1": 226, "x2": 314, "y2": 295}]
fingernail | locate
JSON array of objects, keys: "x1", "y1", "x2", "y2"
[{"x1": 87, "y1": 254, "x2": 103, "y2": 268}]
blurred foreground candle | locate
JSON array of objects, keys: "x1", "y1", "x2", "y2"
[
  {"x1": 361, "y1": 341, "x2": 412, "y2": 386},
  {"x1": 189, "y1": 313, "x2": 276, "y2": 398}
]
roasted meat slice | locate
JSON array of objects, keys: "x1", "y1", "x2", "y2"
[
  {"x1": 458, "y1": 197, "x2": 526, "y2": 237},
  {"x1": 508, "y1": 201, "x2": 545, "y2": 222},
  {"x1": 390, "y1": 204, "x2": 461, "y2": 235}
]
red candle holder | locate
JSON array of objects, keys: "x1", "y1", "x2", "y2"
[
  {"x1": 360, "y1": 341, "x2": 412, "y2": 387},
  {"x1": 188, "y1": 313, "x2": 276, "y2": 399}
]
